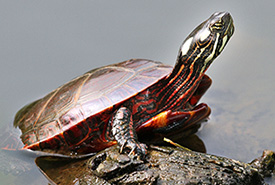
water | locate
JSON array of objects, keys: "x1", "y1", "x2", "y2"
[{"x1": 1, "y1": 1, "x2": 274, "y2": 184}]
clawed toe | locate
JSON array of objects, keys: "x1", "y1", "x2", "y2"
[{"x1": 119, "y1": 140, "x2": 147, "y2": 158}]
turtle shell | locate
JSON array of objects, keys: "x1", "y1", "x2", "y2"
[{"x1": 14, "y1": 59, "x2": 172, "y2": 150}]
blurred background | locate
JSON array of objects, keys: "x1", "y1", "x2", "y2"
[{"x1": 0, "y1": 1, "x2": 274, "y2": 184}]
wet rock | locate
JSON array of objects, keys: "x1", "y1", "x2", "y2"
[
  {"x1": 36, "y1": 145, "x2": 275, "y2": 185},
  {"x1": 250, "y1": 150, "x2": 275, "y2": 177},
  {"x1": 87, "y1": 145, "x2": 271, "y2": 185}
]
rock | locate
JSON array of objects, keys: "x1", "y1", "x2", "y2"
[
  {"x1": 250, "y1": 149, "x2": 275, "y2": 177},
  {"x1": 36, "y1": 145, "x2": 275, "y2": 184},
  {"x1": 87, "y1": 145, "x2": 266, "y2": 185}
]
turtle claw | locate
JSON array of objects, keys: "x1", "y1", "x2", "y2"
[
  {"x1": 111, "y1": 107, "x2": 148, "y2": 159},
  {"x1": 120, "y1": 139, "x2": 147, "y2": 158}
]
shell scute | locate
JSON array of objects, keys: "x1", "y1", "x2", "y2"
[{"x1": 14, "y1": 59, "x2": 172, "y2": 151}]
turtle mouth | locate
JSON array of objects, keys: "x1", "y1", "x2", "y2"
[{"x1": 220, "y1": 12, "x2": 234, "y2": 40}]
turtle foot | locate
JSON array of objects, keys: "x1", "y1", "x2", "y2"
[{"x1": 120, "y1": 139, "x2": 147, "y2": 159}]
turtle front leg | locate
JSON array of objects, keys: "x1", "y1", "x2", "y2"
[
  {"x1": 111, "y1": 107, "x2": 147, "y2": 158},
  {"x1": 136, "y1": 103, "x2": 211, "y2": 143},
  {"x1": 189, "y1": 74, "x2": 212, "y2": 106}
]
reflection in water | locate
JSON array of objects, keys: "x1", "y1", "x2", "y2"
[
  {"x1": 197, "y1": 87, "x2": 275, "y2": 162},
  {"x1": 0, "y1": 149, "x2": 48, "y2": 185}
]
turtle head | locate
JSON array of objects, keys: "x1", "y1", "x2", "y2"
[{"x1": 177, "y1": 11, "x2": 234, "y2": 72}]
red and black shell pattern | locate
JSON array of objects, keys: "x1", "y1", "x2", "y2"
[{"x1": 14, "y1": 59, "x2": 172, "y2": 154}]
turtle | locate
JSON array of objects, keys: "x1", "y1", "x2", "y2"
[{"x1": 12, "y1": 12, "x2": 234, "y2": 157}]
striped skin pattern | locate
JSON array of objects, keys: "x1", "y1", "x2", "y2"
[{"x1": 13, "y1": 12, "x2": 234, "y2": 156}]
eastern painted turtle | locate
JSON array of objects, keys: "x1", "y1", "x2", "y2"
[{"x1": 13, "y1": 12, "x2": 234, "y2": 157}]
